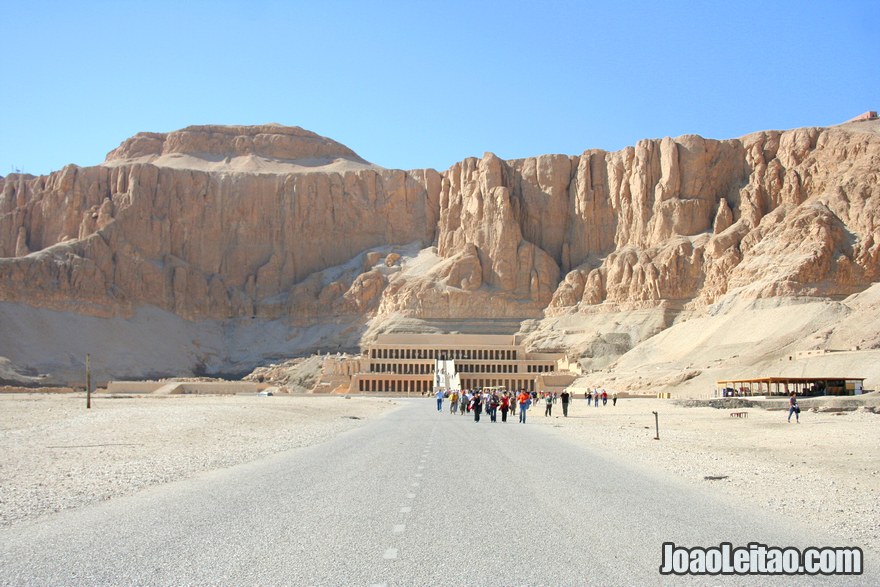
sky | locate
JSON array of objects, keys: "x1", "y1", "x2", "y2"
[{"x1": 1, "y1": 0, "x2": 878, "y2": 177}]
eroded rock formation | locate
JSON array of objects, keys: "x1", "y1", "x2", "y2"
[
  {"x1": 1, "y1": 120, "x2": 879, "y2": 383},
  {"x1": 0, "y1": 127, "x2": 441, "y2": 321}
]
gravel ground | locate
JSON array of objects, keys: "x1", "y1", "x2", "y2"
[
  {"x1": 536, "y1": 395, "x2": 880, "y2": 554},
  {"x1": 5, "y1": 398, "x2": 866, "y2": 586},
  {"x1": 0, "y1": 393, "x2": 397, "y2": 526},
  {"x1": 2, "y1": 392, "x2": 878, "y2": 556}
]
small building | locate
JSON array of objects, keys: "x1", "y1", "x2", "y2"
[
  {"x1": 716, "y1": 377, "x2": 865, "y2": 397},
  {"x1": 847, "y1": 111, "x2": 878, "y2": 123}
]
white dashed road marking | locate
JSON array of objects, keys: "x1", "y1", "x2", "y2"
[{"x1": 382, "y1": 424, "x2": 441, "y2": 570}]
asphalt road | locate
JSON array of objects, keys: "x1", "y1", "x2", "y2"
[{"x1": 1, "y1": 398, "x2": 876, "y2": 586}]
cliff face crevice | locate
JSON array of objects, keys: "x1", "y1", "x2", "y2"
[{"x1": 436, "y1": 153, "x2": 561, "y2": 305}]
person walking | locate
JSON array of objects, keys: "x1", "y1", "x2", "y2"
[
  {"x1": 612, "y1": 392, "x2": 618, "y2": 407},
  {"x1": 560, "y1": 390, "x2": 570, "y2": 417},
  {"x1": 436, "y1": 389, "x2": 444, "y2": 412},
  {"x1": 450, "y1": 390, "x2": 459, "y2": 414},
  {"x1": 489, "y1": 391, "x2": 500, "y2": 423},
  {"x1": 788, "y1": 392, "x2": 800, "y2": 423},
  {"x1": 601, "y1": 389, "x2": 608, "y2": 406},
  {"x1": 472, "y1": 392, "x2": 483, "y2": 423},
  {"x1": 587, "y1": 390, "x2": 593, "y2": 405},
  {"x1": 544, "y1": 393, "x2": 553, "y2": 417},
  {"x1": 594, "y1": 390, "x2": 599, "y2": 408},
  {"x1": 517, "y1": 390, "x2": 531, "y2": 424},
  {"x1": 500, "y1": 392, "x2": 511, "y2": 423}
]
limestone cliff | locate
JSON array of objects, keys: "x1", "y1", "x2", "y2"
[
  {"x1": 0, "y1": 126, "x2": 441, "y2": 321},
  {"x1": 1, "y1": 121, "x2": 879, "y2": 384},
  {"x1": 433, "y1": 122, "x2": 879, "y2": 318}
]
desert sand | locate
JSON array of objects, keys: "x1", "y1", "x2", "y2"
[
  {"x1": 102, "y1": 152, "x2": 383, "y2": 175},
  {"x1": 544, "y1": 393, "x2": 880, "y2": 554},
  {"x1": 0, "y1": 393, "x2": 395, "y2": 526},
  {"x1": 0, "y1": 392, "x2": 877, "y2": 555}
]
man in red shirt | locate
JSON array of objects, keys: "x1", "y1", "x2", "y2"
[{"x1": 517, "y1": 390, "x2": 531, "y2": 424}]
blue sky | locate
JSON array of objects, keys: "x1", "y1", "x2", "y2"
[{"x1": 2, "y1": 0, "x2": 878, "y2": 176}]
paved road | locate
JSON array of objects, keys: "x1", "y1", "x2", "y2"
[{"x1": 1, "y1": 399, "x2": 876, "y2": 586}]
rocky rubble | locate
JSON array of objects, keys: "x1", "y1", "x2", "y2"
[{"x1": 243, "y1": 355, "x2": 325, "y2": 393}]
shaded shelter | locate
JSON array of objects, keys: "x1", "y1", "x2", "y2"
[{"x1": 716, "y1": 377, "x2": 865, "y2": 397}]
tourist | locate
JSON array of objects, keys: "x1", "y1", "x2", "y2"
[
  {"x1": 788, "y1": 392, "x2": 800, "y2": 423},
  {"x1": 472, "y1": 392, "x2": 483, "y2": 423},
  {"x1": 489, "y1": 391, "x2": 500, "y2": 422},
  {"x1": 612, "y1": 392, "x2": 618, "y2": 407},
  {"x1": 594, "y1": 390, "x2": 599, "y2": 408},
  {"x1": 450, "y1": 390, "x2": 459, "y2": 414},
  {"x1": 460, "y1": 392, "x2": 469, "y2": 415},
  {"x1": 601, "y1": 389, "x2": 608, "y2": 406},
  {"x1": 499, "y1": 392, "x2": 511, "y2": 422},
  {"x1": 560, "y1": 390, "x2": 570, "y2": 417},
  {"x1": 587, "y1": 390, "x2": 593, "y2": 405},
  {"x1": 517, "y1": 389, "x2": 531, "y2": 423},
  {"x1": 436, "y1": 388, "x2": 444, "y2": 412},
  {"x1": 544, "y1": 393, "x2": 553, "y2": 417}
]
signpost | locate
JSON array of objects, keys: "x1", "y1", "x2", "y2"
[{"x1": 86, "y1": 354, "x2": 92, "y2": 409}]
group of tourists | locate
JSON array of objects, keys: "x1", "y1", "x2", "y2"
[
  {"x1": 585, "y1": 388, "x2": 618, "y2": 407},
  {"x1": 435, "y1": 387, "x2": 622, "y2": 423},
  {"x1": 436, "y1": 388, "x2": 583, "y2": 423}
]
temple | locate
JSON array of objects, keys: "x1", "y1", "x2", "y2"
[{"x1": 320, "y1": 334, "x2": 581, "y2": 394}]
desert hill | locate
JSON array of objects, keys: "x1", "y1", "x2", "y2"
[{"x1": 1, "y1": 120, "x2": 879, "y2": 394}]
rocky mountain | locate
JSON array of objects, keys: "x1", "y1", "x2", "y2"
[{"x1": 2, "y1": 120, "x2": 879, "y2": 391}]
